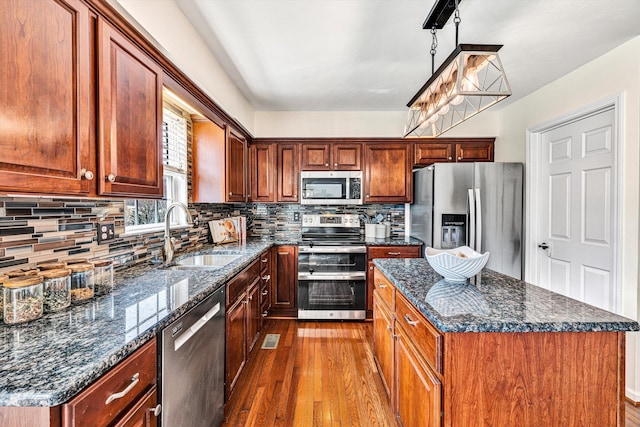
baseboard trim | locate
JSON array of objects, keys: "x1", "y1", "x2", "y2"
[{"x1": 626, "y1": 395, "x2": 640, "y2": 407}]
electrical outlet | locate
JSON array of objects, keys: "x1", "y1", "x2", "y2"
[
  {"x1": 97, "y1": 222, "x2": 116, "y2": 244},
  {"x1": 293, "y1": 212, "x2": 300, "y2": 221}
]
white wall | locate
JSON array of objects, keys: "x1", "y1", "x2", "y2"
[
  {"x1": 253, "y1": 110, "x2": 499, "y2": 138},
  {"x1": 114, "y1": 0, "x2": 255, "y2": 133},
  {"x1": 498, "y1": 36, "x2": 640, "y2": 399}
]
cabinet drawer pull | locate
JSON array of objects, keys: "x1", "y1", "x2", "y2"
[
  {"x1": 386, "y1": 325, "x2": 392, "y2": 331},
  {"x1": 106, "y1": 173, "x2": 116, "y2": 183},
  {"x1": 404, "y1": 314, "x2": 419, "y2": 327},
  {"x1": 262, "y1": 311, "x2": 268, "y2": 317},
  {"x1": 105, "y1": 373, "x2": 139, "y2": 405},
  {"x1": 369, "y1": 266, "x2": 373, "y2": 271},
  {"x1": 249, "y1": 295, "x2": 253, "y2": 301},
  {"x1": 150, "y1": 404, "x2": 162, "y2": 417},
  {"x1": 376, "y1": 282, "x2": 387, "y2": 288},
  {"x1": 262, "y1": 290, "x2": 268, "y2": 296},
  {"x1": 387, "y1": 252, "x2": 401, "y2": 256},
  {"x1": 262, "y1": 274, "x2": 271, "y2": 281},
  {"x1": 261, "y1": 258, "x2": 268, "y2": 263}
]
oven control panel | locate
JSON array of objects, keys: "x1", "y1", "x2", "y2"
[{"x1": 302, "y1": 214, "x2": 360, "y2": 227}]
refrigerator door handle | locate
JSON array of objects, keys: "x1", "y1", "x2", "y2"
[
  {"x1": 474, "y1": 188, "x2": 482, "y2": 252},
  {"x1": 468, "y1": 189, "x2": 476, "y2": 251}
]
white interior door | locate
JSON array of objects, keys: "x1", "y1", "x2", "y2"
[{"x1": 536, "y1": 106, "x2": 616, "y2": 311}]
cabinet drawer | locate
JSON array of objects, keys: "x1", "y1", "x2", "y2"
[
  {"x1": 63, "y1": 338, "x2": 157, "y2": 426},
  {"x1": 227, "y1": 258, "x2": 260, "y2": 306},
  {"x1": 368, "y1": 246, "x2": 421, "y2": 259},
  {"x1": 259, "y1": 250, "x2": 271, "y2": 274},
  {"x1": 373, "y1": 268, "x2": 395, "y2": 310},
  {"x1": 395, "y1": 292, "x2": 443, "y2": 374}
]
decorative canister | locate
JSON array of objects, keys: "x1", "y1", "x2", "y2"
[
  {"x1": 3, "y1": 276, "x2": 44, "y2": 324},
  {"x1": 68, "y1": 263, "x2": 95, "y2": 303},
  {"x1": 41, "y1": 269, "x2": 72, "y2": 312},
  {"x1": 0, "y1": 274, "x2": 7, "y2": 322},
  {"x1": 92, "y1": 259, "x2": 114, "y2": 295}
]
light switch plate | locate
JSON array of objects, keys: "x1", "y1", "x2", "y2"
[{"x1": 97, "y1": 222, "x2": 116, "y2": 244}]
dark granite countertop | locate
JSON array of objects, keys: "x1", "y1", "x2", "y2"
[
  {"x1": 0, "y1": 241, "x2": 273, "y2": 407},
  {"x1": 363, "y1": 236, "x2": 423, "y2": 246},
  {"x1": 373, "y1": 258, "x2": 639, "y2": 334}
]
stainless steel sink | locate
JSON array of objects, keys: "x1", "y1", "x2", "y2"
[{"x1": 173, "y1": 254, "x2": 241, "y2": 270}]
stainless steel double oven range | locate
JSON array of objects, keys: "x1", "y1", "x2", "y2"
[{"x1": 298, "y1": 214, "x2": 366, "y2": 320}]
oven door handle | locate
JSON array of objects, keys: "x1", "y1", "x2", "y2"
[
  {"x1": 298, "y1": 272, "x2": 366, "y2": 281},
  {"x1": 299, "y1": 246, "x2": 367, "y2": 254}
]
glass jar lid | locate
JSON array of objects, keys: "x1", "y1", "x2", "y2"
[
  {"x1": 66, "y1": 258, "x2": 88, "y2": 265},
  {"x1": 38, "y1": 262, "x2": 66, "y2": 270},
  {"x1": 4, "y1": 276, "x2": 43, "y2": 289},
  {"x1": 0, "y1": 274, "x2": 8, "y2": 285},
  {"x1": 91, "y1": 259, "x2": 113, "y2": 267},
  {"x1": 6, "y1": 268, "x2": 40, "y2": 278},
  {"x1": 68, "y1": 263, "x2": 94, "y2": 273},
  {"x1": 40, "y1": 269, "x2": 71, "y2": 279}
]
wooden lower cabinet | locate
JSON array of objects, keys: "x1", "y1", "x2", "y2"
[
  {"x1": 269, "y1": 245, "x2": 298, "y2": 317},
  {"x1": 113, "y1": 386, "x2": 158, "y2": 427},
  {"x1": 372, "y1": 294, "x2": 394, "y2": 398},
  {"x1": 246, "y1": 277, "x2": 261, "y2": 354},
  {"x1": 225, "y1": 293, "x2": 247, "y2": 399},
  {"x1": 395, "y1": 325, "x2": 441, "y2": 427}
]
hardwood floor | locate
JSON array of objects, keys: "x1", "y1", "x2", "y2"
[
  {"x1": 224, "y1": 319, "x2": 640, "y2": 427},
  {"x1": 223, "y1": 319, "x2": 396, "y2": 427}
]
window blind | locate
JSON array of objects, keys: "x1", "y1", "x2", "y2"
[{"x1": 162, "y1": 107, "x2": 187, "y2": 174}]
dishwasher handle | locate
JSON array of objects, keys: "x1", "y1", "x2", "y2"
[{"x1": 174, "y1": 302, "x2": 221, "y2": 352}]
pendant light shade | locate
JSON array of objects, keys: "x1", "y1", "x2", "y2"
[{"x1": 404, "y1": 44, "x2": 511, "y2": 138}]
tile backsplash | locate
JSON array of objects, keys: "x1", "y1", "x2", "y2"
[{"x1": 0, "y1": 196, "x2": 407, "y2": 274}]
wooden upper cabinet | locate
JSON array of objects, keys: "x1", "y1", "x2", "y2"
[
  {"x1": 300, "y1": 143, "x2": 361, "y2": 171},
  {"x1": 455, "y1": 140, "x2": 494, "y2": 162},
  {"x1": 364, "y1": 143, "x2": 411, "y2": 203},
  {"x1": 250, "y1": 144, "x2": 276, "y2": 202},
  {"x1": 0, "y1": 0, "x2": 94, "y2": 195},
  {"x1": 192, "y1": 119, "x2": 226, "y2": 203},
  {"x1": 277, "y1": 144, "x2": 299, "y2": 203},
  {"x1": 415, "y1": 143, "x2": 454, "y2": 165},
  {"x1": 301, "y1": 144, "x2": 331, "y2": 170},
  {"x1": 97, "y1": 18, "x2": 163, "y2": 198},
  {"x1": 226, "y1": 131, "x2": 248, "y2": 202},
  {"x1": 333, "y1": 143, "x2": 361, "y2": 170},
  {"x1": 414, "y1": 139, "x2": 495, "y2": 166}
]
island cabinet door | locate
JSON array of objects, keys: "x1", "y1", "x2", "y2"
[
  {"x1": 225, "y1": 294, "x2": 247, "y2": 399},
  {"x1": 395, "y1": 325, "x2": 441, "y2": 427},
  {"x1": 373, "y1": 293, "x2": 394, "y2": 399}
]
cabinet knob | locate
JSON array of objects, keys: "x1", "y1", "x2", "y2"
[
  {"x1": 458, "y1": 157, "x2": 462, "y2": 161},
  {"x1": 448, "y1": 156, "x2": 452, "y2": 160},
  {"x1": 80, "y1": 169, "x2": 94, "y2": 180},
  {"x1": 325, "y1": 163, "x2": 329, "y2": 167},
  {"x1": 229, "y1": 192, "x2": 232, "y2": 196},
  {"x1": 369, "y1": 266, "x2": 373, "y2": 271},
  {"x1": 150, "y1": 404, "x2": 162, "y2": 417},
  {"x1": 366, "y1": 195, "x2": 370, "y2": 198},
  {"x1": 334, "y1": 163, "x2": 338, "y2": 167},
  {"x1": 249, "y1": 295, "x2": 253, "y2": 301},
  {"x1": 106, "y1": 174, "x2": 116, "y2": 183}
]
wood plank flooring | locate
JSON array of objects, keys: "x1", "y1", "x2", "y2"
[
  {"x1": 222, "y1": 319, "x2": 396, "y2": 427},
  {"x1": 223, "y1": 319, "x2": 640, "y2": 427}
]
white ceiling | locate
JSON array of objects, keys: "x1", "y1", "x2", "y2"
[{"x1": 175, "y1": 0, "x2": 640, "y2": 112}]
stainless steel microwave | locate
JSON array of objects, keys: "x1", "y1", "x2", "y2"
[{"x1": 300, "y1": 171, "x2": 363, "y2": 205}]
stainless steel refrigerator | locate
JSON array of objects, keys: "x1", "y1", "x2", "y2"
[{"x1": 411, "y1": 162, "x2": 524, "y2": 279}]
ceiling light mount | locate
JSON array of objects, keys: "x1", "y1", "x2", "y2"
[{"x1": 404, "y1": 0, "x2": 511, "y2": 138}]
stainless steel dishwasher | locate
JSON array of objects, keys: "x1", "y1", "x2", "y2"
[{"x1": 161, "y1": 286, "x2": 225, "y2": 427}]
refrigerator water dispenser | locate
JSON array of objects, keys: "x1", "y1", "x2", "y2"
[{"x1": 441, "y1": 214, "x2": 466, "y2": 249}]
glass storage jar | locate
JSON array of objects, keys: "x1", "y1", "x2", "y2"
[
  {"x1": 3, "y1": 276, "x2": 44, "y2": 324},
  {"x1": 69, "y1": 263, "x2": 95, "y2": 303},
  {"x1": 0, "y1": 274, "x2": 7, "y2": 322},
  {"x1": 41, "y1": 269, "x2": 71, "y2": 312},
  {"x1": 92, "y1": 259, "x2": 114, "y2": 296}
]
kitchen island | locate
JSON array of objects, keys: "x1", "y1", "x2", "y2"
[{"x1": 372, "y1": 258, "x2": 639, "y2": 427}]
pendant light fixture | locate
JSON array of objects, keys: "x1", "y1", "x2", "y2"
[{"x1": 403, "y1": 0, "x2": 511, "y2": 138}]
